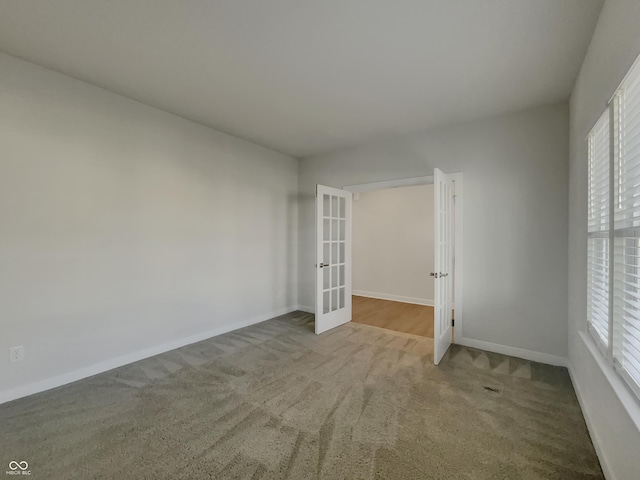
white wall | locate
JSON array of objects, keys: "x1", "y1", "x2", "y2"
[
  {"x1": 568, "y1": 1, "x2": 640, "y2": 478},
  {"x1": 0, "y1": 53, "x2": 298, "y2": 402},
  {"x1": 299, "y1": 103, "x2": 569, "y2": 362},
  {"x1": 353, "y1": 185, "x2": 434, "y2": 305}
]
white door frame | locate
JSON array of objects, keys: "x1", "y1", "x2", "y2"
[{"x1": 343, "y1": 173, "x2": 464, "y2": 345}]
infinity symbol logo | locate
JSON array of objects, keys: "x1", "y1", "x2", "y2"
[{"x1": 8, "y1": 461, "x2": 28, "y2": 471}]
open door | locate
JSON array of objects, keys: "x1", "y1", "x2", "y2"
[
  {"x1": 315, "y1": 185, "x2": 352, "y2": 334},
  {"x1": 433, "y1": 168, "x2": 454, "y2": 364}
]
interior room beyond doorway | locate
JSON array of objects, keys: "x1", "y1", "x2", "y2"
[{"x1": 351, "y1": 183, "x2": 435, "y2": 338}]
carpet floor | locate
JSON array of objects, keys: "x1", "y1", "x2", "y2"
[{"x1": 0, "y1": 312, "x2": 602, "y2": 479}]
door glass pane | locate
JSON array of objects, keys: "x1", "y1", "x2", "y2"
[
  {"x1": 339, "y1": 220, "x2": 345, "y2": 241},
  {"x1": 339, "y1": 197, "x2": 345, "y2": 219},
  {"x1": 331, "y1": 289, "x2": 338, "y2": 312},
  {"x1": 323, "y1": 194, "x2": 330, "y2": 217},
  {"x1": 332, "y1": 196, "x2": 339, "y2": 217},
  {"x1": 323, "y1": 290, "x2": 330, "y2": 314},
  {"x1": 340, "y1": 265, "x2": 345, "y2": 286},
  {"x1": 339, "y1": 242, "x2": 345, "y2": 263},
  {"x1": 323, "y1": 266, "x2": 330, "y2": 290},
  {"x1": 339, "y1": 288, "x2": 345, "y2": 308},
  {"x1": 331, "y1": 266, "x2": 338, "y2": 288},
  {"x1": 331, "y1": 242, "x2": 338, "y2": 266},
  {"x1": 323, "y1": 242, "x2": 330, "y2": 264},
  {"x1": 332, "y1": 219, "x2": 339, "y2": 240},
  {"x1": 323, "y1": 219, "x2": 330, "y2": 241}
]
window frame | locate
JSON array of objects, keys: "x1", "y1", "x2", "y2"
[
  {"x1": 587, "y1": 55, "x2": 640, "y2": 403},
  {"x1": 587, "y1": 108, "x2": 613, "y2": 360}
]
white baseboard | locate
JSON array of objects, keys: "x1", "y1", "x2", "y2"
[
  {"x1": 567, "y1": 363, "x2": 615, "y2": 480},
  {"x1": 352, "y1": 290, "x2": 434, "y2": 307},
  {"x1": 297, "y1": 305, "x2": 315, "y2": 314},
  {"x1": 456, "y1": 337, "x2": 567, "y2": 367},
  {"x1": 0, "y1": 306, "x2": 298, "y2": 405}
]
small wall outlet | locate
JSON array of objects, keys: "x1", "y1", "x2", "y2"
[{"x1": 10, "y1": 346, "x2": 24, "y2": 363}]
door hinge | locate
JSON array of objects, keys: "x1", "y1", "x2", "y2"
[{"x1": 451, "y1": 318, "x2": 455, "y2": 327}]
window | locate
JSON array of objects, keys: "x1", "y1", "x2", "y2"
[
  {"x1": 588, "y1": 54, "x2": 640, "y2": 400},
  {"x1": 587, "y1": 110, "x2": 610, "y2": 350}
]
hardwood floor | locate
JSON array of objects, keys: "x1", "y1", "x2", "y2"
[{"x1": 352, "y1": 295, "x2": 434, "y2": 338}]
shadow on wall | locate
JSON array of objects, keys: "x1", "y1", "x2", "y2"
[{"x1": 298, "y1": 190, "x2": 317, "y2": 310}]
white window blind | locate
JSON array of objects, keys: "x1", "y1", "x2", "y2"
[
  {"x1": 587, "y1": 111, "x2": 611, "y2": 349},
  {"x1": 613, "y1": 57, "x2": 640, "y2": 399}
]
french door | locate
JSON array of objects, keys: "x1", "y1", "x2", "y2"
[
  {"x1": 433, "y1": 168, "x2": 454, "y2": 364},
  {"x1": 315, "y1": 185, "x2": 352, "y2": 334}
]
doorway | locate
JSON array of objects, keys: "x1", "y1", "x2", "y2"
[
  {"x1": 350, "y1": 183, "x2": 436, "y2": 338},
  {"x1": 314, "y1": 171, "x2": 463, "y2": 365}
]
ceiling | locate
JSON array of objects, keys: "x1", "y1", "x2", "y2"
[{"x1": 0, "y1": 0, "x2": 603, "y2": 157}]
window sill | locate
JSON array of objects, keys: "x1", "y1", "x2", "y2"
[{"x1": 578, "y1": 330, "x2": 640, "y2": 432}]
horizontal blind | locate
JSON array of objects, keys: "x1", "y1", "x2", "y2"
[
  {"x1": 613, "y1": 57, "x2": 640, "y2": 398},
  {"x1": 615, "y1": 62, "x2": 640, "y2": 229},
  {"x1": 588, "y1": 112, "x2": 610, "y2": 233},
  {"x1": 587, "y1": 111, "x2": 611, "y2": 348},
  {"x1": 613, "y1": 236, "x2": 640, "y2": 397},
  {"x1": 589, "y1": 236, "x2": 610, "y2": 345}
]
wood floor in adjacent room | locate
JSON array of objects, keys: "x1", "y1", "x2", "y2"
[{"x1": 352, "y1": 295, "x2": 434, "y2": 338}]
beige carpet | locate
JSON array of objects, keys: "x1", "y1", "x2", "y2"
[{"x1": 0, "y1": 312, "x2": 602, "y2": 479}]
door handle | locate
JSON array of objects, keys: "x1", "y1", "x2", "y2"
[
  {"x1": 430, "y1": 272, "x2": 439, "y2": 278},
  {"x1": 319, "y1": 263, "x2": 330, "y2": 268},
  {"x1": 431, "y1": 272, "x2": 448, "y2": 278}
]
